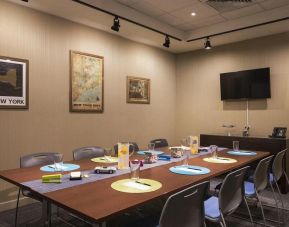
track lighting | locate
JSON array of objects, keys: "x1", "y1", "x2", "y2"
[
  {"x1": 163, "y1": 35, "x2": 170, "y2": 48},
  {"x1": 111, "y1": 16, "x2": 120, "y2": 32},
  {"x1": 204, "y1": 37, "x2": 212, "y2": 50}
]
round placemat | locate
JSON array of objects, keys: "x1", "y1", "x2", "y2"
[
  {"x1": 203, "y1": 157, "x2": 237, "y2": 163},
  {"x1": 227, "y1": 150, "x2": 257, "y2": 156},
  {"x1": 111, "y1": 179, "x2": 162, "y2": 193},
  {"x1": 40, "y1": 163, "x2": 80, "y2": 172},
  {"x1": 91, "y1": 157, "x2": 118, "y2": 163},
  {"x1": 170, "y1": 165, "x2": 210, "y2": 175},
  {"x1": 137, "y1": 150, "x2": 164, "y2": 155}
]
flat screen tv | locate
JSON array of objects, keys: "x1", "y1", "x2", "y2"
[{"x1": 220, "y1": 67, "x2": 271, "y2": 100}]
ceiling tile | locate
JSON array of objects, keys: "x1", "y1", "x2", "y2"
[
  {"x1": 143, "y1": 0, "x2": 199, "y2": 13},
  {"x1": 115, "y1": 0, "x2": 140, "y2": 6},
  {"x1": 259, "y1": 0, "x2": 289, "y2": 10},
  {"x1": 158, "y1": 13, "x2": 185, "y2": 26},
  {"x1": 129, "y1": 1, "x2": 166, "y2": 17},
  {"x1": 222, "y1": 4, "x2": 264, "y2": 20},
  {"x1": 177, "y1": 23, "x2": 200, "y2": 31},
  {"x1": 190, "y1": 15, "x2": 226, "y2": 27},
  {"x1": 170, "y1": 2, "x2": 219, "y2": 23}
]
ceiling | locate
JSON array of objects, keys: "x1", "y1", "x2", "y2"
[{"x1": 6, "y1": 0, "x2": 289, "y2": 53}]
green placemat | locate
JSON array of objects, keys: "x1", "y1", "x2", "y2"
[
  {"x1": 91, "y1": 157, "x2": 118, "y2": 163},
  {"x1": 111, "y1": 179, "x2": 162, "y2": 193},
  {"x1": 203, "y1": 157, "x2": 237, "y2": 163}
]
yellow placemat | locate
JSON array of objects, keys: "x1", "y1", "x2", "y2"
[
  {"x1": 111, "y1": 179, "x2": 162, "y2": 193},
  {"x1": 203, "y1": 157, "x2": 237, "y2": 163},
  {"x1": 91, "y1": 157, "x2": 118, "y2": 163}
]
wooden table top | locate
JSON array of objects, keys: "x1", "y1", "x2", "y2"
[{"x1": 0, "y1": 148, "x2": 269, "y2": 224}]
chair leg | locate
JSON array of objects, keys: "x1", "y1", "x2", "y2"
[
  {"x1": 269, "y1": 181, "x2": 281, "y2": 226},
  {"x1": 274, "y1": 179, "x2": 285, "y2": 224},
  {"x1": 220, "y1": 212, "x2": 227, "y2": 227},
  {"x1": 244, "y1": 196, "x2": 254, "y2": 225},
  {"x1": 284, "y1": 171, "x2": 289, "y2": 186},
  {"x1": 256, "y1": 191, "x2": 267, "y2": 226},
  {"x1": 15, "y1": 189, "x2": 21, "y2": 227}
]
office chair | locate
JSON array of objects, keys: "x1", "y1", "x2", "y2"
[
  {"x1": 15, "y1": 152, "x2": 62, "y2": 226},
  {"x1": 113, "y1": 142, "x2": 139, "y2": 155},
  {"x1": 150, "y1": 139, "x2": 168, "y2": 148},
  {"x1": 72, "y1": 146, "x2": 105, "y2": 161},
  {"x1": 205, "y1": 166, "x2": 252, "y2": 227},
  {"x1": 159, "y1": 181, "x2": 209, "y2": 227}
]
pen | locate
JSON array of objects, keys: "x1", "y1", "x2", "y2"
[
  {"x1": 187, "y1": 167, "x2": 202, "y2": 171},
  {"x1": 136, "y1": 181, "x2": 151, "y2": 187}
]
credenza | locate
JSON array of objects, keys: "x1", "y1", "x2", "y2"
[{"x1": 200, "y1": 134, "x2": 289, "y2": 193}]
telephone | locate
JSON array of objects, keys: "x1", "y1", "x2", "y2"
[{"x1": 270, "y1": 127, "x2": 287, "y2": 138}]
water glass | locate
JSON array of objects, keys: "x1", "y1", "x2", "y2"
[
  {"x1": 210, "y1": 145, "x2": 218, "y2": 159},
  {"x1": 148, "y1": 143, "x2": 155, "y2": 152},
  {"x1": 104, "y1": 148, "x2": 112, "y2": 160},
  {"x1": 54, "y1": 154, "x2": 64, "y2": 172},
  {"x1": 130, "y1": 160, "x2": 141, "y2": 180},
  {"x1": 233, "y1": 141, "x2": 239, "y2": 151},
  {"x1": 182, "y1": 149, "x2": 190, "y2": 166}
]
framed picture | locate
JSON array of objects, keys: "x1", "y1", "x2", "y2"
[
  {"x1": 0, "y1": 56, "x2": 29, "y2": 109},
  {"x1": 271, "y1": 127, "x2": 287, "y2": 138},
  {"x1": 70, "y1": 51, "x2": 104, "y2": 113},
  {"x1": 127, "y1": 76, "x2": 150, "y2": 104}
]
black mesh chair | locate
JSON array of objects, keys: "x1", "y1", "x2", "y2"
[
  {"x1": 205, "y1": 166, "x2": 252, "y2": 227},
  {"x1": 113, "y1": 142, "x2": 139, "y2": 156},
  {"x1": 244, "y1": 155, "x2": 275, "y2": 226},
  {"x1": 159, "y1": 181, "x2": 209, "y2": 227},
  {"x1": 72, "y1": 146, "x2": 104, "y2": 161},
  {"x1": 15, "y1": 152, "x2": 62, "y2": 226},
  {"x1": 150, "y1": 139, "x2": 168, "y2": 148}
]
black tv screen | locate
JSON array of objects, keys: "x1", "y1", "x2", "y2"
[{"x1": 220, "y1": 68, "x2": 271, "y2": 100}]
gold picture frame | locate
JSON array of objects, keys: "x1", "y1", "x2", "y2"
[
  {"x1": 127, "y1": 76, "x2": 150, "y2": 104},
  {"x1": 70, "y1": 51, "x2": 104, "y2": 113},
  {"x1": 0, "y1": 56, "x2": 29, "y2": 109}
]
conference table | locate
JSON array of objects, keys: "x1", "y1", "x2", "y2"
[{"x1": 0, "y1": 147, "x2": 269, "y2": 226}]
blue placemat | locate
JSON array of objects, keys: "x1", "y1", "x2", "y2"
[
  {"x1": 40, "y1": 163, "x2": 80, "y2": 172},
  {"x1": 227, "y1": 150, "x2": 257, "y2": 156},
  {"x1": 137, "y1": 150, "x2": 164, "y2": 155},
  {"x1": 169, "y1": 165, "x2": 210, "y2": 175}
]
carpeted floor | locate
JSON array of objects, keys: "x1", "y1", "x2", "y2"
[{"x1": 1, "y1": 178, "x2": 289, "y2": 227}]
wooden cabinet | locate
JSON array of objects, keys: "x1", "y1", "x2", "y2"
[{"x1": 200, "y1": 134, "x2": 289, "y2": 193}]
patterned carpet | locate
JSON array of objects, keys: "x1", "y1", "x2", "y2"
[{"x1": 1, "y1": 179, "x2": 289, "y2": 227}]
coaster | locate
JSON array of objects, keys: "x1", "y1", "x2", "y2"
[
  {"x1": 91, "y1": 157, "x2": 118, "y2": 163},
  {"x1": 227, "y1": 150, "x2": 257, "y2": 156},
  {"x1": 169, "y1": 165, "x2": 210, "y2": 175},
  {"x1": 203, "y1": 157, "x2": 237, "y2": 163},
  {"x1": 40, "y1": 164, "x2": 80, "y2": 172},
  {"x1": 111, "y1": 179, "x2": 162, "y2": 193},
  {"x1": 137, "y1": 150, "x2": 164, "y2": 155}
]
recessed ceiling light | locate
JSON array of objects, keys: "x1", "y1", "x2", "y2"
[{"x1": 191, "y1": 12, "x2": 196, "y2": 16}]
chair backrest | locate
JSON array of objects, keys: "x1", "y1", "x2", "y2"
[
  {"x1": 113, "y1": 142, "x2": 139, "y2": 155},
  {"x1": 272, "y1": 149, "x2": 287, "y2": 181},
  {"x1": 219, "y1": 166, "x2": 249, "y2": 215},
  {"x1": 159, "y1": 181, "x2": 209, "y2": 227},
  {"x1": 254, "y1": 155, "x2": 274, "y2": 192},
  {"x1": 72, "y1": 146, "x2": 104, "y2": 161},
  {"x1": 150, "y1": 138, "x2": 168, "y2": 148},
  {"x1": 20, "y1": 152, "x2": 62, "y2": 168}
]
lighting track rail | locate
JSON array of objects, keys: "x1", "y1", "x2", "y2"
[
  {"x1": 187, "y1": 16, "x2": 289, "y2": 42},
  {"x1": 72, "y1": 0, "x2": 182, "y2": 41}
]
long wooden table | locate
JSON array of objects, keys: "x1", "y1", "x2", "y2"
[{"x1": 0, "y1": 148, "x2": 268, "y2": 225}]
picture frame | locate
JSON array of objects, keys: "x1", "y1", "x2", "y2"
[
  {"x1": 271, "y1": 127, "x2": 287, "y2": 138},
  {"x1": 126, "y1": 76, "x2": 150, "y2": 104},
  {"x1": 70, "y1": 51, "x2": 104, "y2": 113},
  {"x1": 0, "y1": 56, "x2": 29, "y2": 109}
]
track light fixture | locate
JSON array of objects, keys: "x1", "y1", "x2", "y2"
[
  {"x1": 204, "y1": 37, "x2": 212, "y2": 50},
  {"x1": 163, "y1": 35, "x2": 170, "y2": 48},
  {"x1": 111, "y1": 16, "x2": 120, "y2": 32}
]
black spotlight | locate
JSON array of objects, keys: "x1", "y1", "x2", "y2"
[
  {"x1": 21, "y1": 0, "x2": 29, "y2": 2},
  {"x1": 111, "y1": 16, "x2": 120, "y2": 32},
  {"x1": 204, "y1": 37, "x2": 212, "y2": 50},
  {"x1": 163, "y1": 35, "x2": 170, "y2": 48}
]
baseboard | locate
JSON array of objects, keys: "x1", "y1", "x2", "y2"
[{"x1": 0, "y1": 197, "x2": 35, "y2": 212}]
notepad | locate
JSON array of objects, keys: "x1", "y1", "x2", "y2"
[{"x1": 123, "y1": 181, "x2": 151, "y2": 191}]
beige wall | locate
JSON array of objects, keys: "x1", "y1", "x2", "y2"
[
  {"x1": 176, "y1": 32, "x2": 289, "y2": 140},
  {"x1": 0, "y1": 1, "x2": 176, "y2": 207}
]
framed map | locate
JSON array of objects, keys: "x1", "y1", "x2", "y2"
[
  {"x1": 70, "y1": 51, "x2": 104, "y2": 113},
  {"x1": 127, "y1": 76, "x2": 150, "y2": 104},
  {"x1": 0, "y1": 56, "x2": 29, "y2": 109}
]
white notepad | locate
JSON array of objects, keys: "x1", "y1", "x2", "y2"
[{"x1": 123, "y1": 181, "x2": 151, "y2": 191}]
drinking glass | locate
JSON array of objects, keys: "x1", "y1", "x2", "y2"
[
  {"x1": 104, "y1": 148, "x2": 112, "y2": 161},
  {"x1": 130, "y1": 160, "x2": 141, "y2": 180},
  {"x1": 210, "y1": 145, "x2": 218, "y2": 159},
  {"x1": 182, "y1": 149, "x2": 190, "y2": 166},
  {"x1": 148, "y1": 143, "x2": 155, "y2": 152},
  {"x1": 233, "y1": 141, "x2": 239, "y2": 151},
  {"x1": 54, "y1": 154, "x2": 64, "y2": 172}
]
